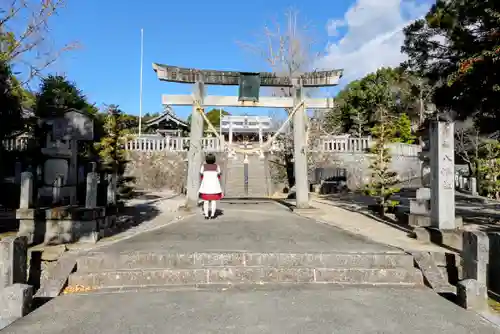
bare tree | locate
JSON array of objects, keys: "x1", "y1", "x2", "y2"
[
  {"x1": 238, "y1": 8, "x2": 327, "y2": 187},
  {"x1": 0, "y1": 0, "x2": 78, "y2": 85},
  {"x1": 455, "y1": 118, "x2": 499, "y2": 177}
]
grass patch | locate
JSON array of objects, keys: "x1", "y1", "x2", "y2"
[{"x1": 489, "y1": 298, "x2": 500, "y2": 313}]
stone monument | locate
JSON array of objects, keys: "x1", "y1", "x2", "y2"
[{"x1": 413, "y1": 120, "x2": 463, "y2": 249}]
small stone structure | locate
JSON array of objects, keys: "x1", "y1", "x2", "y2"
[{"x1": 0, "y1": 236, "x2": 33, "y2": 329}]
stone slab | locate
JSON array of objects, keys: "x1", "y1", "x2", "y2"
[
  {"x1": 412, "y1": 252, "x2": 456, "y2": 294},
  {"x1": 3, "y1": 286, "x2": 500, "y2": 334},
  {"x1": 34, "y1": 254, "x2": 77, "y2": 298}
]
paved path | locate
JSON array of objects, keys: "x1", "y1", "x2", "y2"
[
  {"x1": 97, "y1": 201, "x2": 398, "y2": 254},
  {"x1": 2, "y1": 200, "x2": 500, "y2": 333},
  {"x1": 3, "y1": 286, "x2": 499, "y2": 334}
]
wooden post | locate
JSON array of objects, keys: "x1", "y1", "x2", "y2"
[
  {"x1": 185, "y1": 79, "x2": 205, "y2": 209},
  {"x1": 293, "y1": 84, "x2": 309, "y2": 208}
]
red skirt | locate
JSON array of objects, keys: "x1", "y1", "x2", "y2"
[{"x1": 200, "y1": 193, "x2": 223, "y2": 200}]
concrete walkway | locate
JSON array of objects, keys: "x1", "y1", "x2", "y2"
[
  {"x1": 96, "y1": 201, "x2": 398, "y2": 254},
  {"x1": 2, "y1": 200, "x2": 500, "y2": 333}
]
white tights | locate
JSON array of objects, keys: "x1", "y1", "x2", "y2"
[{"x1": 203, "y1": 200, "x2": 217, "y2": 217}]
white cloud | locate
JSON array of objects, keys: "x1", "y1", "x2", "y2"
[{"x1": 317, "y1": 0, "x2": 431, "y2": 85}]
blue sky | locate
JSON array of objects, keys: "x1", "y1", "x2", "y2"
[{"x1": 47, "y1": 0, "x2": 431, "y2": 120}]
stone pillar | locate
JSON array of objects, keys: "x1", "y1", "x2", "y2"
[
  {"x1": 470, "y1": 177, "x2": 478, "y2": 196},
  {"x1": 68, "y1": 139, "x2": 78, "y2": 205},
  {"x1": 19, "y1": 172, "x2": 33, "y2": 209},
  {"x1": 293, "y1": 84, "x2": 309, "y2": 209},
  {"x1": 52, "y1": 175, "x2": 63, "y2": 205},
  {"x1": 85, "y1": 165, "x2": 98, "y2": 208},
  {"x1": 229, "y1": 120, "x2": 233, "y2": 147},
  {"x1": 185, "y1": 79, "x2": 205, "y2": 209},
  {"x1": 458, "y1": 231, "x2": 489, "y2": 311},
  {"x1": 430, "y1": 121, "x2": 456, "y2": 230},
  {"x1": 14, "y1": 161, "x2": 21, "y2": 185},
  {"x1": 107, "y1": 173, "x2": 117, "y2": 206},
  {"x1": 258, "y1": 117, "x2": 263, "y2": 146},
  {"x1": 0, "y1": 236, "x2": 28, "y2": 288}
]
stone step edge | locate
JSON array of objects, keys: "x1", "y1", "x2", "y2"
[
  {"x1": 82, "y1": 251, "x2": 409, "y2": 256},
  {"x1": 69, "y1": 268, "x2": 423, "y2": 286},
  {"x1": 75, "y1": 265, "x2": 417, "y2": 274},
  {"x1": 77, "y1": 252, "x2": 413, "y2": 271},
  {"x1": 68, "y1": 282, "x2": 424, "y2": 295}
]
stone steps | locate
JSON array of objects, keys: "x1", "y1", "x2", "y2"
[
  {"x1": 69, "y1": 252, "x2": 423, "y2": 291},
  {"x1": 69, "y1": 267, "x2": 423, "y2": 289},
  {"x1": 76, "y1": 252, "x2": 415, "y2": 271}
]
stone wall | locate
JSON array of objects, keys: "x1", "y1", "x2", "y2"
[
  {"x1": 126, "y1": 150, "x2": 421, "y2": 193},
  {"x1": 125, "y1": 151, "x2": 188, "y2": 192},
  {"x1": 268, "y1": 151, "x2": 422, "y2": 191},
  {"x1": 126, "y1": 151, "x2": 229, "y2": 193}
]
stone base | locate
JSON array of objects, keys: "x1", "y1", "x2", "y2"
[
  {"x1": 409, "y1": 199, "x2": 430, "y2": 214},
  {"x1": 408, "y1": 214, "x2": 431, "y2": 227},
  {"x1": 15, "y1": 206, "x2": 112, "y2": 246},
  {"x1": 457, "y1": 279, "x2": 488, "y2": 311},
  {"x1": 414, "y1": 227, "x2": 463, "y2": 250},
  {"x1": 0, "y1": 284, "x2": 33, "y2": 319}
]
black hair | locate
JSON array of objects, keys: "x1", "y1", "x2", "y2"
[{"x1": 205, "y1": 153, "x2": 216, "y2": 164}]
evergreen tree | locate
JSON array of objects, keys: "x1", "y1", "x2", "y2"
[
  {"x1": 364, "y1": 108, "x2": 400, "y2": 210},
  {"x1": 392, "y1": 113, "x2": 415, "y2": 144},
  {"x1": 0, "y1": 60, "x2": 23, "y2": 141},
  {"x1": 94, "y1": 105, "x2": 134, "y2": 203},
  {"x1": 477, "y1": 139, "x2": 500, "y2": 199}
]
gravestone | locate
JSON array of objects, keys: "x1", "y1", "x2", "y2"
[{"x1": 38, "y1": 110, "x2": 94, "y2": 206}]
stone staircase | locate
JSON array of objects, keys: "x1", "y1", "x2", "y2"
[
  {"x1": 68, "y1": 251, "x2": 423, "y2": 291},
  {"x1": 224, "y1": 154, "x2": 269, "y2": 198}
]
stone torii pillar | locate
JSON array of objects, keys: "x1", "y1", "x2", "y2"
[
  {"x1": 185, "y1": 79, "x2": 205, "y2": 209},
  {"x1": 293, "y1": 84, "x2": 309, "y2": 208}
]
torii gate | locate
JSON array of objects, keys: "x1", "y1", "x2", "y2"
[{"x1": 152, "y1": 63, "x2": 343, "y2": 209}]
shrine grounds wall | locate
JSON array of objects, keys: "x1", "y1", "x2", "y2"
[
  {"x1": 268, "y1": 152, "x2": 422, "y2": 191},
  {"x1": 125, "y1": 151, "x2": 188, "y2": 192},
  {"x1": 125, "y1": 151, "x2": 228, "y2": 193},
  {"x1": 125, "y1": 150, "x2": 421, "y2": 194}
]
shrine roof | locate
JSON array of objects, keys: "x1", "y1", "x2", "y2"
[{"x1": 144, "y1": 106, "x2": 189, "y2": 128}]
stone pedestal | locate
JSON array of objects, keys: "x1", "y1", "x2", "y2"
[
  {"x1": 15, "y1": 206, "x2": 108, "y2": 245},
  {"x1": 408, "y1": 187, "x2": 431, "y2": 227}
]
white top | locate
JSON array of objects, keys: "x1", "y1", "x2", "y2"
[{"x1": 198, "y1": 164, "x2": 222, "y2": 194}]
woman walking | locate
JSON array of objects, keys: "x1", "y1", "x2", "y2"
[{"x1": 198, "y1": 153, "x2": 223, "y2": 219}]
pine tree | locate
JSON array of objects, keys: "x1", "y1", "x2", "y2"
[
  {"x1": 364, "y1": 108, "x2": 400, "y2": 210},
  {"x1": 94, "y1": 105, "x2": 134, "y2": 204},
  {"x1": 392, "y1": 113, "x2": 415, "y2": 144}
]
